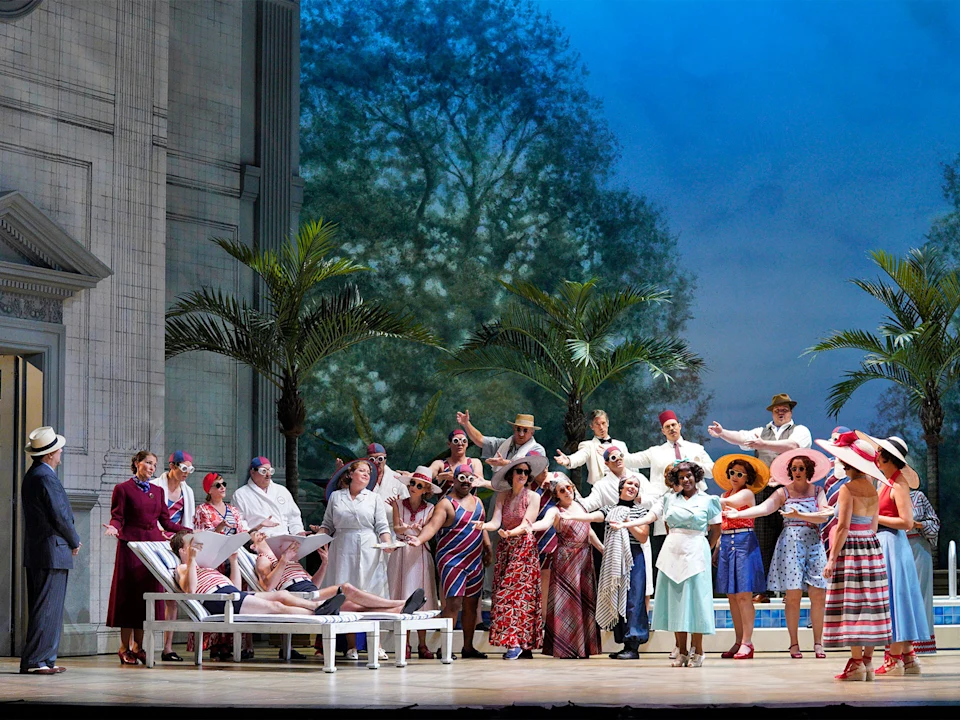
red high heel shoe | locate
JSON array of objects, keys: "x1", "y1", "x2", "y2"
[
  {"x1": 788, "y1": 644, "x2": 803, "y2": 659},
  {"x1": 118, "y1": 648, "x2": 138, "y2": 665},
  {"x1": 721, "y1": 642, "x2": 741, "y2": 659},
  {"x1": 734, "y1": 642, "x2": 754, "y2": 659}
]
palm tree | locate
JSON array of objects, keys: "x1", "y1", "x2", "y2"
[
  {"x1": 165, "y1": 219, "x2": 439, "y2": 500},
  {"x1": 806, "y1": 248, "x2": 960, "y2": 511},
  {"x1": 444, "y1": 278, "x2": 704, "y2": 490}
]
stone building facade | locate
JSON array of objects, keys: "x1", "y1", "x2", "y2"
[{"x1": 0, "y1": 0, "x2": 300, "y2": 655}]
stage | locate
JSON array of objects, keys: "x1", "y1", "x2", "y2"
[{"x1": 2, "y1": 648, "x2": 959, "y2": 717}]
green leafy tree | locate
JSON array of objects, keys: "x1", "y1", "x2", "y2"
[
  {"x1": 165, "y1": 219, "x2": 439, "y2": 500},
  {"x1": 807, "y1": 248, "x2": 960, "y2": 511},
  {"x1": 298, "y1": 0, "x2": 710, "y2": 463},
  {"x1": 445, "y1": 278, "x2": 704, "y2": 490}
]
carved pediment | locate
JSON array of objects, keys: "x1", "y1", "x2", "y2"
[{"x1": 0, "y1": 190, "x2": 112, "y2": 299}]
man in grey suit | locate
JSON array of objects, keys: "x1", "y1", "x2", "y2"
[{"x1": 20, "y1": 426, "x2": 80, "y2": 674}]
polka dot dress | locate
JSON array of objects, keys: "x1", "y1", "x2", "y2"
[{"x1": 767, "y1": 492, "x2": 827, "y2": 592}]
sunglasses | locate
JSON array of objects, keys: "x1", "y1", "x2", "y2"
[
  {"x1": 456, "y1": 473, "x2": 474, "y2": 483},
  {"x1": 790, "y1": 465, "x2": 807, "y2": 472},
  {"x1": 607, "y1": 453, "x2": 623, "y2": 462},
  {"x1": 212, "y1": 481, "x2": 227, "y2": 489},
  {"x1": 726, "y1": 469, "x2": 747, "y2": 479},
  {"x1": 512, "y1": 468, "x2": 530, "y2": 476},
  {"x1": 410, "y1": 481, "x2": 430, "y2": 491},
  {"x1": 178, "y1": 463, "x2": 195, "y2": 474},
  {"x1": 451, "y1": 438, "x2": 469, "y2": 446},
  {"x1": 370, "y1": 456, "x2": 386, "y2": 463},
  {"x1": 256, "y1": 467, "x2": 275, "y2": 476},
  {"x1": 557, "y1": 485, "x2": 574, "y2": 495}
]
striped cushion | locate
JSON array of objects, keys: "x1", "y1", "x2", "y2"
[
  {"x1": 203, "y1": 613, "x2": 365, "y2": 624},
  {"x1": 128, "y1": 541, "x2": 209, "y2": 622},
  {"x1": 355, "y1": 610, "x2": 442, "y2": 621},
  {"x1": 235, "y1": 550, "x2": 265, "y2": 592}
]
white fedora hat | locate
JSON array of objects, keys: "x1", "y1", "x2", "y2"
[
  {"x1": 25, "y1": 426, "x2": 66, "y2": 456},
  {"x1": 395, "y1": 466, "x2": 443, "y2": 495}
]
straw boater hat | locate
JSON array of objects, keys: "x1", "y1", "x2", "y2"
[
  {"x1": 855, "y1": 432, "x2": 919, "y2": 489},
  {"x1": 325, "y1": 458, "x2": 378, "y2": 500},
  {"x1": 507, "y1": 413, "x2": 540, "y2": 430},
  {"x1": 25, "y1": 426, "x2": 65, "y2": 456},
  {"x1": 395, "y1": 466, "x2": 443, "y2": 495},
  {"x1": 714, "y1": 454, "x2": 771, "y2": 494},
  {"x1": 766, "y1": 393, "x2": 797, "y2": 411},
  {"x1": 491, "y1": 454, "x2": 549, "y2": 492},
  {"x1": 815, "y1": 432, "x2": 888, "y2": 485},
  {"x1": 770, "y1": 448, "x2": 832, "y2": 486}
]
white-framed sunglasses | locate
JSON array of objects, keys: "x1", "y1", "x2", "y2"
[
  {"x1": 456, "y1": 473, "x2": 474, "y2": 483},
  {"x1": 256, "y1": 467, "x2": 275, "y2": 476},
  {"x1": 178, "y1": 463, "x2": 195, "y2": 474}
]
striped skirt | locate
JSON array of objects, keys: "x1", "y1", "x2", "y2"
[{"x1": 823, "y1": 525, "x2": 892, "y2": 648}]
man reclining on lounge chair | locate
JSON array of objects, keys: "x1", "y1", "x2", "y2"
[
  {"x1": 171, "y1": 530, "x2": 345, "y2": 616},
  {"x1": 251, "y1": 533, "x2": 426, "y2": 615}
]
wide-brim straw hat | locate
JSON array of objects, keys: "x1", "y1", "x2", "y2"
[
  {"x1": 395, "y1": 465, "x2": 443, "y2": 495},
  {"x1": 25, "y1": 426, "x2": 65, "y2": 456},
  {"x1": 766, "y1": 393, "x2": 798, "y2": 411},
  {"x1": 714, "y1": 454, "x2": 771, "y2": 493},
  {"x1": 507, "y1": 413, "x2": 541, "y2": 431},
  {"x1": 770, "y1": 448, "x2": 832, "y2": 486},
  {"x1": 326, "y1": 458, "x2": 378, "y2": 500},
  {"x1": 855, "y1": 431, "x2": 919, "y2": 489},
  {"x1": 491, "y1": 454, "x2": 549, "y2": 492},
  {"x1": 815, "y1": 434, "x2": 888, "y2": 485}
]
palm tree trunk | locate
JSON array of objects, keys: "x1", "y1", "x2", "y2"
[
  {"x1": 277, "y1": 373, "x2": 306, "y2": 502},
  {"x1": 923, "y1": 430, "x2": 939, "y2": 513},
  {"x1": 563, "y1": 393, "x2": 587, "y2": 494},
  {"x1": 285, "y1": 433, "x2": 300, "y2": 505}
]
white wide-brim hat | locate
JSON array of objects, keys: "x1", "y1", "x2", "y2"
[
  {"x1": 25, "y1": 426, "x2": 65, "y2": 456},
  {"x1": 491, "y1": 454, "x2": 549, "y2": 492},
  {"x1": 815, "y1": 434, "x2": 888, "y2": 485},
  {"x1": 855, "y1": 431, "x2": 918, "y2": 489},
  {"x1": 395, "y1": 466, "x2": 443, "y2": 495}
]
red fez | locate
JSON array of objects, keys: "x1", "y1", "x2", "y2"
[{"x1": 658, "y1": 410, "x2": 679, "y2": 426}]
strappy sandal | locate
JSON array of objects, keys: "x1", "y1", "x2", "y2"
[
  {"x1": 789, "y1": 643, "x2": 803, "y2": 659},
  {"x1": 721, "y1": 642, "x2": 741, "y2": 659},
  {"x1": 814, "y1": 643, "x2": 826, "y2": 659}
]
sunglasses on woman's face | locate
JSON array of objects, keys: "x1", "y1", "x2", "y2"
[
  {"x1": 212, "y1": 481, "x2": 227, "y2": 489},
  {"x1": 410, "y1": 481, "x2": 430, "y2": 491},
  {"x1": 557, "y1": 486, "x2": 574, "y2": 495},
  {"x1": 256, "y1": 467, "x2": 275, "y2": 476},
  {"x1": 513, "y1": 468, "x2": 530, "y2": 476},
  {"x1": 726, "y1": 469, "x2": 747, "y2": 479}
]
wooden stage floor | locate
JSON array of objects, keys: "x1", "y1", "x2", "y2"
[{"x1": 2, "y1": 647, "x2": 960, "y2": 716}]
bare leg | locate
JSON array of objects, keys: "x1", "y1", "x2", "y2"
[
  {"x1": 340, "y1": 583, "x2": 407, "y2": 610},
  {"x1": 784, "y1": 589, "x2": 802, "y2": 648},
  {"x1": 133, "y1": 629, "x2": 144, "y2": 651},
  {"x1": 737, "y1": 593, "x2": 756, "y2": 646},
  {"x1": 540, "y1": 568, "x2": 551, "y2": 612},
  {"x1": 163, "y1": 601, "x2": 178, "y2": 653},
  {"x1": 120, "y1": 627, "x2": 134, "y2": 652},
  {"x1": 675, "y1": 632, "x2": 688, "y2": 655},
  {"x1": 728, "y1": 594, "x2": 744, "y2": 645},
  {"x1": 461, "y1": 596, "x2": 481, "y2": 651},
  {"x1": 240, "y1": 594, "x2": 315, "y2": 616},
  {"x1": 417, "y1": 629, "x2": 428, "y2": 649},
  {"x1": 691, "y1": 633, "x2": 704, "y2": 655},
  {"x1": 807, "y1": 586, "x2": 825, "y2": 645},
  {"x1": 343, "y1": 600, "x2": 404, "y2": 613}
]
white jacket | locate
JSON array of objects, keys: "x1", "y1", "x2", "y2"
[{"x1": 151, "y1": 473, "x2": 196, "y2": 529}]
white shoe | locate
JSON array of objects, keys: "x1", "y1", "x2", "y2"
[
  {"x1": 377, "y1": 648, "x2": 389, "y2": 661},
  {"x1": 669, "y1": 646, "x2": 680, "y2": 660},
  {"x1": 671, "y1": 653, "x2": 688, "y2": 667},
  {"x1": 344, "y1": 648, "x2": 359, "y2": 661},
  {"x1": 687, "y1": 652, "x2": 704, "y2": 668}
]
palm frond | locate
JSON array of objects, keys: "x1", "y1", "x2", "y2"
[
  {"x1": 352, "y1": 396, "x2": 374, "y2": 447},
  {"x1": 165, "y1": 315, "x2": 282, "y2": 385},
  {"x1": 407, "y1": 390, "x2": 443, "y2": 467}
]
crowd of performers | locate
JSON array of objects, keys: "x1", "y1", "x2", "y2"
[{"x1": 102, "y1": 393, "x2": 941, "y2": 681}]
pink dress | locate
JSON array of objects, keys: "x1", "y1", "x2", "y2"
[{"x1": 387, "y1": 499, "x2": 439, "y2": 610}]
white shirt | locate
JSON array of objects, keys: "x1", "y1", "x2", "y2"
[
  {"x1": 481, "y1": 435, "x2": 546, "y2": 460},
  {"x1": 232, "y1": 478, "x2": 304, "y2": 538},
  {"x1": 579, "y1": 470, "x2": 649, "y2": 513},
  {"x1": 623, "y1": 438, "x2": 712, "y2": 535},
  {"x1": 731, "y1": 421, "x2": 812, "y2": 451},
  {"x1": 151, "y1": 473, "x2": 196, "y2": 529},
  {"x1": 564, "y1": 437, "x2": 629, "y2": 486},
  {"x1": 372, "y1": 464, "x2": 409, "y2": 538}
]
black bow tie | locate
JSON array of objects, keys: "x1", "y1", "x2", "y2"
[{"x1": 598, "y1": 438, "x2": 612, "y2": 444}]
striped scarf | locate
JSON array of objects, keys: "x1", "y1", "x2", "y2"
[{"x1": 595, "y1": 504, "x2": 633, "y2": 631}]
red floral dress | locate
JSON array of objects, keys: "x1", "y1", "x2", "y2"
[{"x1": 489, "y1": 490, "x2": 543, "y2": 650}]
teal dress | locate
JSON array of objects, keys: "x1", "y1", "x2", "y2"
[{"x1": 651, "y1": 492, "x2": 722, "y2": 634}]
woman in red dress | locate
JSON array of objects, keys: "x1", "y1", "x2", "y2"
[
  {"x1": 474, "y1": 455, "x2": 547, "y2": 660},
  {"x1": 103, "y1": 451, "x2": 184, "y2": 664}
]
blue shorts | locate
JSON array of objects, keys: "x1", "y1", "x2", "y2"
[
  {"x1": 284, "y1": 579, "x2": 319, "y2": 594},
  {"x1": 202, "y1": 585, "x2": 253, "y2": 615}
]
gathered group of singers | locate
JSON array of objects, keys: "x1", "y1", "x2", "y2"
[{"x1": 18, "y1": 390, "x2": 941, "y2": 682}]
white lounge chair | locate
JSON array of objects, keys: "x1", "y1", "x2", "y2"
[
  {"x1": 129, "y1": 540, "x2": 382, "y2": 673},
  {"x1": 235, "y1": 549, "x2": 454, "y2": 666}
]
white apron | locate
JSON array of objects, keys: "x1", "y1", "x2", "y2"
[{"x1": 656, "y1": 527, "x2": 708, "y2": 584}]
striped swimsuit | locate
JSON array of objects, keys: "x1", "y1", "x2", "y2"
[{"x1": 435, "y1": 497, "x2": 485, "y2": 598}]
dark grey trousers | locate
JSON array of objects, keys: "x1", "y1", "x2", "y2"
[{"x1": 21, "y1": 568, "x2": 68, "y2": 671}]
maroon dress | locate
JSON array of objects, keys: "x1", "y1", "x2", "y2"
[{"x1": 106, "y1": 478, "x2": 184, "y2": 628}]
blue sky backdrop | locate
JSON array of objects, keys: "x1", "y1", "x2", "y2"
[{"x1": 538, "y1": 0, "x2": 960, "y2": 449}]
